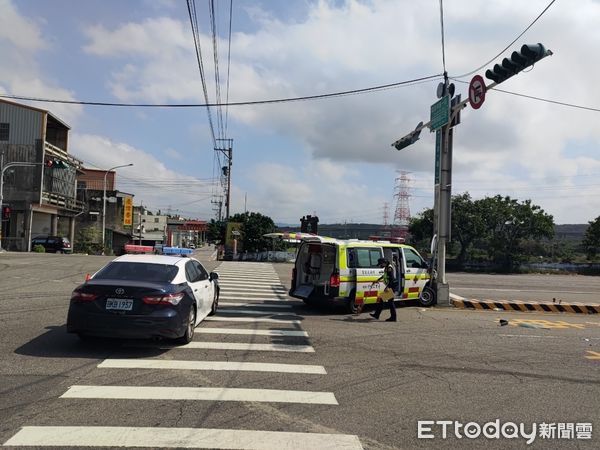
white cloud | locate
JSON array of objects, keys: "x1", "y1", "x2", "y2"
[
  {"x1": 0, "y1": 0, "x2": 83, "y2": 126},
  {"x1": 0, "y1": 0, "x2": 46, "y2": 51},
  {"x1": 69, "y1": 0, "x2": 600, "y2": 223},
  {"x1": 70, "y1": 134, "x2": 217, "y2": 218}
]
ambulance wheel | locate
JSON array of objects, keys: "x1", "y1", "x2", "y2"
[
  {"x1": 347, "y1": 292, "x2": 360, "y2": 314},
  {"x1": 418, "y1": 286, "x2": 436, "y2": 307}
]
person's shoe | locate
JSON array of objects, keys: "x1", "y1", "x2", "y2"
[
  {"x1": 385, "y1": 317, "x2": 397, "y2": 322},
  {"x1": 369, "y1": 313, "x2": 379, "y2": 320}
]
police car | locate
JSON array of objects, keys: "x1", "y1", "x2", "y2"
[{"x1": 67, "y1": 254, "x2": 219, "y2": 343}]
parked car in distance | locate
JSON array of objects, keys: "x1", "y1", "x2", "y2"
[
  {"x1": 189, "y1": 243, "x2": 196, "y2": 249},
  {"x1": 31, "y1": 235, "x2": 72, "y2": 253},
  {"x1": 67, "y1": 254, "x2": 219, "y2": 344}
]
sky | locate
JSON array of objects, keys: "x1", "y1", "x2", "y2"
[{"x1": 1, "y1": 0, "x2": 599, "y2": 225}]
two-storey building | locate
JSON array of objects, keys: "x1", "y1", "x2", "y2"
[{"x1": 0, "y1": 99, "x2": 84, "y2": 251}]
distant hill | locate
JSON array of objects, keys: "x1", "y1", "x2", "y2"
[
  {"x1": 278, "y1": 223, "x2": 589, "y2": 242},
  {"x1": 554, "y1": 224, "x2": 587, "y2": 241}
]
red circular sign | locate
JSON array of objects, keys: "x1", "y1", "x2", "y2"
[{"x1": 469, "y1": 75, "x2": 486, "y2": 110}]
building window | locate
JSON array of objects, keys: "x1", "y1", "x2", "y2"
[
  {"x1": 154, "y1": 218, "x2": 159, "y2": 223},
  {"x1": 0, "y1": 123, "x2": 9, "y2": 141}
]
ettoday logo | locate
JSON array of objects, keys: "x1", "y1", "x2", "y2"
[{"x1": 417, "y1": 420, "x2": 593, "y2": 445}]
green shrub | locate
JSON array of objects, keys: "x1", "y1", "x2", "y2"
[{"x1": 33, "y1": 244, "x2": 45, "y2": 253}]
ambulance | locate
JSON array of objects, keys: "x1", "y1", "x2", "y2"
[{"x1": 289, "y1": 236, "x2": 435, "y2": 313}]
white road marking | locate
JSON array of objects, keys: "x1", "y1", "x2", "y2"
[
  {"x1": 62, "y1": 385, "x2": 333, "y2": 404},
  {"x1": 221, "y1": 282, "x2": 284, "y2": 288},
  {"x1": 219, "y1": 296, "x2": 290, "y2": 301},
  {"x1": 219, "y1": 302, "x2": 294, "y2": 309},
  {"x1": 197, "y1": 327, "x2": 308, "y2": 337},
  {"x1": 172, "y1": 342, "x2": 314, "y2": 352},
  {"x1": 217, "y1": 309, "x2": 299, "y2": 317},
  {"x1": 4, "y1": 426, "x2": 363, "y2": 449},
  {"x1": 222, "y1": 287, "x2": 288, "y2": 293},
  {"x1": 205, "y1": 316, "x2": 300, "y2": 324},
  {"x1": 98, "y1": 359, "x2": 326, "y2": 374}
]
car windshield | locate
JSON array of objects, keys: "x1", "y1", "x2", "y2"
[{"x1": 93, "y1": 262, "x2": 179, "y2": 283}]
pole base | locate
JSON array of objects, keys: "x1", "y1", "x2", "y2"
[{"x1": 436, "y1": 283, "x2": 450, "y2": 306}]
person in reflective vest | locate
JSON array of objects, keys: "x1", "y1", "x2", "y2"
[{"x1": 370, "y1": 258, "x2": 397, "y2": 322}]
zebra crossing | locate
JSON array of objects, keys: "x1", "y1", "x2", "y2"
[{"x1": 3, "y1": 261, "x2": 363, "y2": 449}]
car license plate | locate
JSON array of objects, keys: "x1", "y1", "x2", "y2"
[{"x1": 106, "y1": 298, "x2": 133, "y2": 311}]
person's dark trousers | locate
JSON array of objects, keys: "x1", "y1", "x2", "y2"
[{"x1": 372, "y1": 299, "x2": 397, "y2": 321}]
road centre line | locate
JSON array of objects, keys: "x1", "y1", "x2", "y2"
[
  {"x1": 3, "y1": 426, "x2": 363, "y2": 449},
  {"x1": 499, "y1": 334, "x2": 600, "y2": 340},
  {"x1": 98, "y1": 359, "x2": 326, "y2": 374},
  {"x1": 197, "y1": 328, "x2": 308, "y2": 337},
  {"x1": 219, "y1": 302, "x2": 293, "y2": 309},
  {"x1": 205, "y1": 316, "x2": 300, "y2": 324},
  {"x1": 62, "y1": 385, "x2": 333, "y2": 404}
]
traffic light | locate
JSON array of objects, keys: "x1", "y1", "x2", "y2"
[
  {"x1": 45, "y1": 159, "x2": 68, "y2": 169},
  {"x1": 2, "y1": 206, "x2": 10, "y2": 220},
  {"x1": 393, "y1": 121, "x2": 423, "y2": 151},
  {"x1": 485, "y1": 43, "x2": 552, "y2": 84}
]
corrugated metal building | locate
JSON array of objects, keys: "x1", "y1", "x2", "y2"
[{"x1": 0, "y1": 99, "x2": 84, "y2": 251}]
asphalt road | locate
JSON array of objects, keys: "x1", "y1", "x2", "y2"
[
  {"x1": 0, "y1": 249, "x2": 599, "y2": 449},
  {"x1": 446, "y1": 272, "x2": 600, "y2": 304}
]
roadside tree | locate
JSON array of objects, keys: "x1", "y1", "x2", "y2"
[
  {"x1": 582, "y1": 215, "x2": 600, "y2": 260},
  {"x1": 228, "y1": 211, "x2": 276, "y2": 252},
  {"x1": 479, "y1": 195, "x2": 554, "y2": 270}
]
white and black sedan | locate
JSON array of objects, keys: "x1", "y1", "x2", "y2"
[{"x1": 67, "y1": 254, "x2": 219, "y2": 344}]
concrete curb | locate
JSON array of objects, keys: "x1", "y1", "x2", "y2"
[{"x1": 449, "y1": 293, "x2": 600, "y2": 314}]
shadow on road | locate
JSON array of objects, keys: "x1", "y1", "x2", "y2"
[{"x1": 14, "y1": 325, "x2": 170, "y2": 359}]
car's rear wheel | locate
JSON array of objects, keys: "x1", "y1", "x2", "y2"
[
  {"x1": 176, "y1": 306, "x2": 196, "y2": 345},
  {"x1": 209, "y1": 288, "x2": 219, "y2": 316},
  {"x1": 347, "y1": 291, "x2": 361, "y2": 314}
]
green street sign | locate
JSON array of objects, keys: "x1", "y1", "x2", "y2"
[
  {"x1": 430, "y1": 95, "x2": 450, "y2": 130},
  {"x1": 435, "y1": 129, "x2": 441, "y2": 184}
]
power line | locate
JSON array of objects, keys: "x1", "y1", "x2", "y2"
[
  {"x1": 451, "y1": 78, "x2": 600, "y2": 113},
  {"x1": 0, "y1": 74, "x2": 442, "y2": 108},
  {"x1": 452, "y1": 0, "x2": 558, "y2": 79},
  {"x1": 225, "y1": 0, "x2": 233, "y2": 135},
  {"x1": 187, "y1": 0, "x2": 217, "y2": 148}
]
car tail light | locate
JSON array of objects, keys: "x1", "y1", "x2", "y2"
[
  {"x1": 71, "y1": 291, "x2": 98, "y2": 302},
  {"x1": 329, "y1": 271, "x2": 340, "y2": 288},
  {"x1": 142, "y1": 293, "x2": 184, "y2": 306}
]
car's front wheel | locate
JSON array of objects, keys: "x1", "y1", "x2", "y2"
[
  {"x1": 176, "y1": 306, "x2": 196, "y2": 345},
  {"x1": 418, "y1": 286, "x2": 437, "y2": 307}
]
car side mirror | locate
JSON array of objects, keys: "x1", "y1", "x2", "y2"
[{"x1": 209, "y1": 272, "x2": 219, "y2": 281}]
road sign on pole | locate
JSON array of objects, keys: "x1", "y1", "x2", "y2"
[
  {"x1": 430, "y1": 95, "x2": 450, "y2": 130},
  {"x1": 468, "y1": 75, "x2": 486, "y2": 109}
]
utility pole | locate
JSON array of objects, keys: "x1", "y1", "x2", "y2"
[{"x1": 215, "y1": 138, "x2": 233, "y2": 220}]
